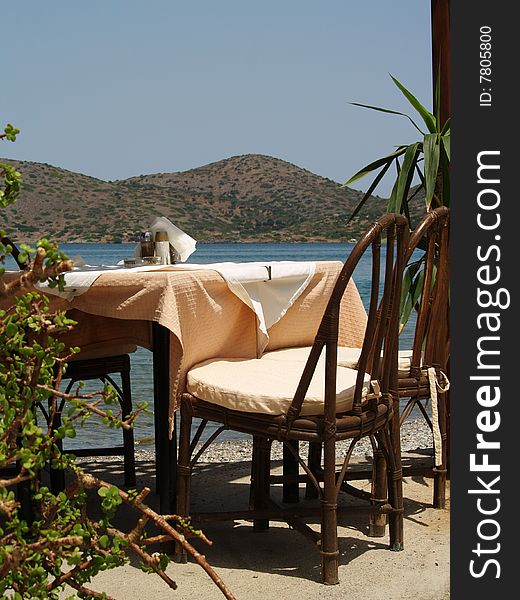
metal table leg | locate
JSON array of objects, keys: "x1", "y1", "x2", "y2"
[
  {"x1": 152, "y1": 322, "x2": 177, "y2": 514},
  {"x1": 283, "y1": 440, "x2": 300, "y2": 503}
]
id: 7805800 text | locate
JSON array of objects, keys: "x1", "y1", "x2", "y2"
[{"x1": 480, "y1": 25, "x2": 492, "y2": 107}]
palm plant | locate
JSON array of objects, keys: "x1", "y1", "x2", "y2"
[
  {"x1": 344, "y1": 75, "x2": 450, "y2": 228},
  {"x1": 344, "y1": 76, "x2": 450, "y2": 329}
]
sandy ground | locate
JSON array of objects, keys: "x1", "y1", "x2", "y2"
[{"x1": 58, "y1": 449, "x2": 450, "y2": 600}]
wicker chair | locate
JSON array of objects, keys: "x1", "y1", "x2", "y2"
[
  {"x1": 304, "y1": 207, "x2": 450, "y2": 510},
  {"x1": 1, "y1": 236, "x2": 136, "y2": 490},
  {"x1": 393, "y1": 206, "x2": 450, "y2": 506},
  {"x1": 175, "y1": 214, "x2": 408, "y2": 585}
]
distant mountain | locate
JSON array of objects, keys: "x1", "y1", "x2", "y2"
[{"x1": 0, "y1": 154, "x2": 425, "y2": 243}]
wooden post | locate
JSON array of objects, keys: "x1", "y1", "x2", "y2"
[{"x1": 431, "y1": 0, "x2": 451, "y2": 127}]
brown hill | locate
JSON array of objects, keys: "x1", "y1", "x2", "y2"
[{"x1": 0, "y1": 154, "x2": 423, "y2": 244}]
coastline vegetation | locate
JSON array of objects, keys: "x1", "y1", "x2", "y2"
[{"x1": 0, "y1": 154, "x2": 427, "y2": 245}]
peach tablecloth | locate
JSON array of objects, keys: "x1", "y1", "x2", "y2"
[{"x1": 3, "y1": 261, "x2": 367, "y2": 435}]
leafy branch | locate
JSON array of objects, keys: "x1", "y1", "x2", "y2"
[
  {"x1": 344, "y1": 75, "x2": 450, "y2": 228},
  {"x1": 0, "y1": 124, "x2": 22, "y2": 209},
  {"x1": 1, "y1": 122, "x2": 235, "y2": 599}
]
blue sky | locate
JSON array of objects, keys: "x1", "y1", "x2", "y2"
[{"x1": 3, "y1": 1, "x2": 432, "y2": 196}]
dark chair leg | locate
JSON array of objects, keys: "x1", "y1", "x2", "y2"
[
  {"x1": 306, "y1": 442, "x2": 322, "y2": 499},
  {"x1": 48, "y1": 398, "x2": 66, "y2": 494},
  {"x1": 433, "y1": 388, "x2": 448, "y2": 508},
  {"x1": 369, "y1": 446, "x2": 388, "y2": 537},
  {"x1": 17, "y1": 477, "x2": 35, "y2": 524},
  {"x1": 282, "y1": 440, "x2": 299, "y2": 503},
  {"x1": 387, "y1": 415, "x2": 404, "y2": 551},
  {"x1": 251, "y1": 436, "x2": 271, "y2": 532},
  {"x1": 60, "y1": 356, "x2": 136, "y2": 491},
  {"x1": 175, "y1": 401, "x2": 192, "y2": 563},
  {"x1": 433, "y1": 469, "x2": 447, "y2": 509},
  {"x1": 120, "y1": 366, "x2": 136, "y2": 487},
  {"x1": 320, "y1": 436, "x2": 339, "y2": 585},
  {"x1": 49, "y1": 458, "x2": 66, "y2": 493}
]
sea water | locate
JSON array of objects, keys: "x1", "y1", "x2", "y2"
[{"x1": 26, "y1": 242, "x2": 418, "y2": 449}]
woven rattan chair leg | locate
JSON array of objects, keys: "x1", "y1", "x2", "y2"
[
  {"x1": 432, "y1": 385, "x2": 448, "y2": 508},
  {"x1": 249, "y1": 436, "x2": 260, "y2": 511},
  {"x1": 305, "y1": 442, "x2": 322, "y2": 500},
  {"x1": 174, "y1": 405, "x2": 193, "y2": 563},
  {"x1": 433, "y1": 471, "x2": 446, "y2": 508},
  {"x1": 321, "y1": 437, "x2": 339, "y2": 585},
  {"x1": 120, "y1": 368, "x2": 136, "y2": 487},
  {"x1": 388, "y1": 485, "x2": 404, "y2": 551},
  {"x1": 251, "y1": 436, "x2": 271, "y2": 532},
  {"x1": 368, "y1": 448, "x2": 388, "y2": 537},
  {"x1": 282, "y1": 440, "x2": 299, "y2": 503},
  {"x1": 387, "y1": 418, "x2": 404, "y2": 551}
]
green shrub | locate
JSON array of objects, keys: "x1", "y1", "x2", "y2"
[{"x1": 1, "y1": 123, "x2": 234, "y2": 599}]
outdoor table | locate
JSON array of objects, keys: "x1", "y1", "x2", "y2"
[{"x1": 2, "y1": 261, "x2": 367, "y2": 512}]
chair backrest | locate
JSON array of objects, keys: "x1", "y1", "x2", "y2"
[
  {"x1": 286, "y1": 213, "x2": 409, "y2": 425},
  {"x1": 405, "y1": 206, "x2": 450, "y2": 378},
  {"x1": 1, "y1": 236, "x2": 28, "y2": 269}
]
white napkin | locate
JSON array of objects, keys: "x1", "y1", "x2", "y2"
[
  {"x1": 169, "y1": 261, "x2": 317, "y2": 352},
  {"x1": 150, "y1": 216, "x2": 197, "y2": 262}
]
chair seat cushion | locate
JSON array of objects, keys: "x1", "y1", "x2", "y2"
[
  {"x1": 336, "y1": 347, "x2": 415, "y2": 377},
  {"x1": 261, "y1": 346, "x2": 415, "y2": 377},
  {"x1": 187, "y1": 352, "x2": 371, "y2": 416},
  {"x1": 260, "y1": 346, "x2": 361, "y2": 364}
]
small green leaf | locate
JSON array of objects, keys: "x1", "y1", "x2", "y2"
[
  {"x1": 423, "y1": 133, "x2": 440, "y2": 208},
  {"x1": 5, "y1": 322, "x2": 18, "y2": 336},
  {"x1": 390, "y1": 74, "x2": 436, "y2": 133},
  {"x1": 434, "y1": 63, "x2": 441, "y2": 124},
  {"x1": 440, "y1": 117, "x2": 451, "y2": 136},
  {"x1": 345, "y1": 159, "x2": 394, "y2": 225},
  {"x1": 388, "y1": 143, "x2": 420, "y2": 213},
  {"x1": 344, "y1": 146, "x2": 407, "y2": 187},
  {"x1": 349, "y1": 101, "x2": 425, "y2": 135},
  {"x1": 441, "y1": 133, "x2": 450, "y2": 161},
  {"x1": 401, "y1": 267, "x2": 425, "y2": 328}
]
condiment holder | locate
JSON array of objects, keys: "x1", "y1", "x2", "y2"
[
  {"x1": 142, "y1": 255, "x2": 161, "y2": 265},
  {"x1": 154, "y1": 230, "x2": 171, "y2": 265},
  {"x1": 123, "y1": 257, "x2": 139, "y2": 268}
]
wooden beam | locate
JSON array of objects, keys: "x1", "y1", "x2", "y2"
[{"x1": 431, "y1": 0, "x2": 451, "y2": 127}]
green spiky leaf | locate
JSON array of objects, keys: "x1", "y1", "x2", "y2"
[
  {"x1": 423, "y1": 134, "x2": 440, "y2": 209},
  {"x1": 390, "y1": 74, "x2": 436, "y2": 133}
]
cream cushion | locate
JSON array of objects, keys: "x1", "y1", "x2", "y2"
[
  {"x1": 335, "y1": 347, "x2": 415, "y2": 377},
  {"x1": 260, "y1": 346, "x2": 361, "y2": 365},
  {"x1": 187, "y1": 352, "x2": 371, "y2": 416},
  {"x1": 261, "y1": 346, "x2": 415, "y2": 377}
]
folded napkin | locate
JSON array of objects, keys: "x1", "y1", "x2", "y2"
[{"x1": 135, "y1": 216, "x2": 196, "y2": 262}]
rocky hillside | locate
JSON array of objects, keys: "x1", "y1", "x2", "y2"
[{"x1": 0, "y1": 154, "x2": 424, "y2": 243}]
